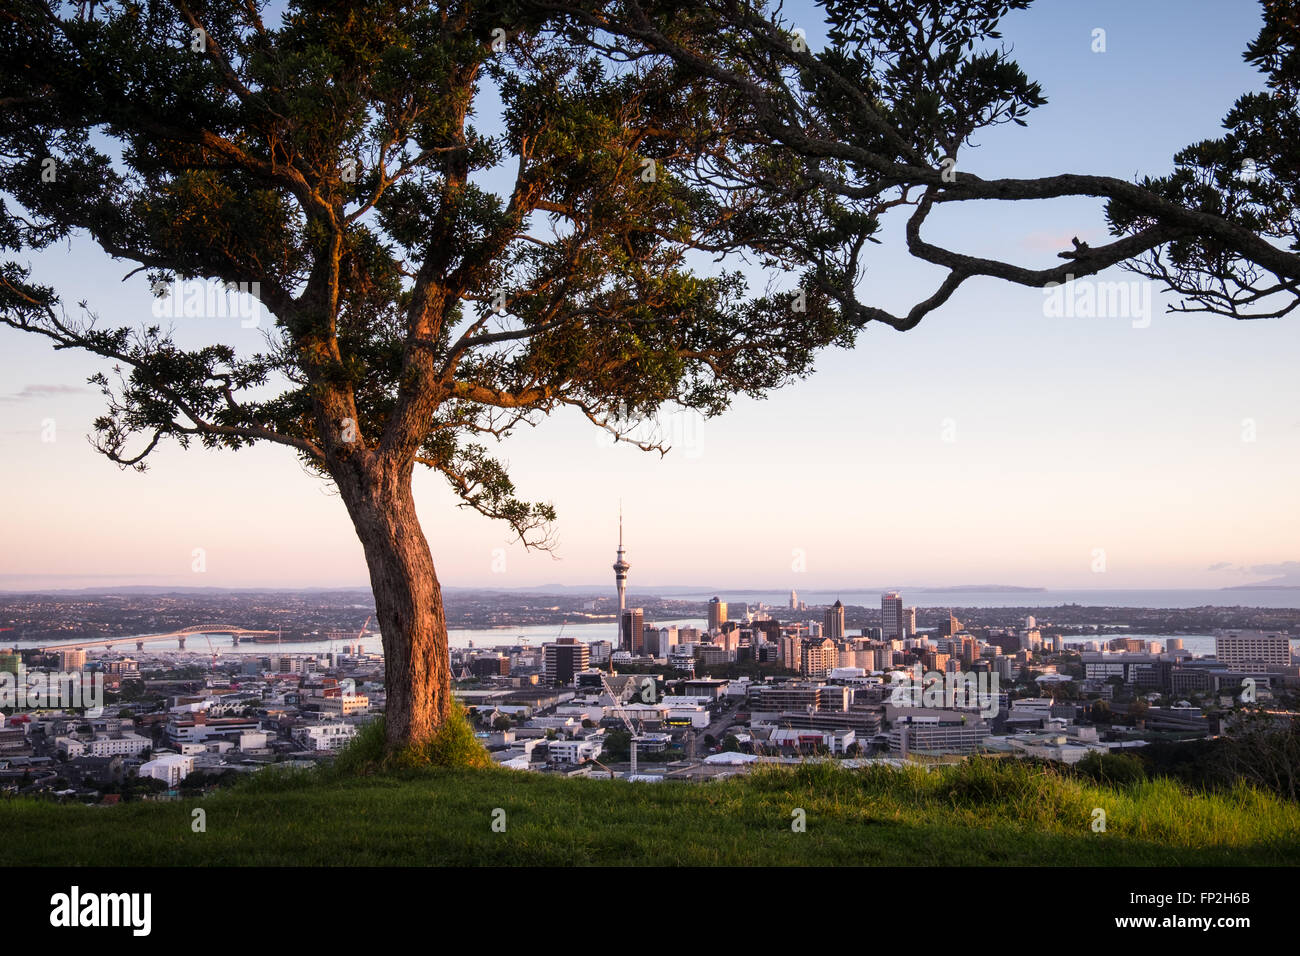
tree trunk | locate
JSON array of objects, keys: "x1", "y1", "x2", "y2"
[{"x1": 334, "y1": 457, "x2": 450, "y2": 752}]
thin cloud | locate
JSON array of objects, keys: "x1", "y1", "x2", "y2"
[
  {"x1": 1248, "y1": 560, "x2": 1300, "y2": 578},
  {"x1": 0, "y1": 384, "x2": 91, "y2": 403}
]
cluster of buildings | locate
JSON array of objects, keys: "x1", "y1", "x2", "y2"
[
  {"x1": 0, "y1": 647, "x2": 385, "y2": 799},
  {"x1": 1077, "y1": 632, "x2": 1293, "y2": 702},
  {"x1": 444, "y1": 527, "x2": 1299, "y2": 778},
  {"x1": 2, "y1": 521, "x2": 1297, "y2": 792}
]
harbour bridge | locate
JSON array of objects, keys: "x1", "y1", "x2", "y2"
[{"x1": 34, "y1": 625, "x2": 281, "y2": 654}]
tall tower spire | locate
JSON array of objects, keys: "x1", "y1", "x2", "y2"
[{"x1": 613, "y1": 503, "x2": 630, "y2": 613}]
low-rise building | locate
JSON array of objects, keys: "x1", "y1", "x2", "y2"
[
  {"x1": 886, "y1": 706, "x2": 990, "y2": 755},
  {"x1": 292, "y1": 722, "x2": 357, "y2": 751},
  {"x1": 139, "y1": 753, "x2": 194, "y2": 787},
  {"x1": 546, "y1": 738, "x2": 604, "y2": 764}
]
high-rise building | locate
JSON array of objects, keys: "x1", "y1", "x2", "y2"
[
  {"x1": 905, "y1": 606, "x2": 917, "y2": 638},
  {"x1": 1215, "y1": 632, "x2": 1292, "y2": 671},
  {"x1": 716, "y1": 626, "x2": 736, "y2": 653},
  {"x1": 708, "y1": 596, "x2": 728, "y2": 633},
  {"x1": 612, "y1": 509, "x2": 630, "y2": 613},
  {"x1": 659, "y1": 626, "x2": 678, "y2": 652},
  {"x1": 620, "y1": 608, "x2": 645, "y2": 653},
  {"x1": 824, "y1": 600, "x2": 845, "y2": 640},
  {"x1": 543, "y1": 637, "x2": 589, "y2": 686},
  {"x1": 881, "y1": 592, "x2": 904, "y2": 640},
  {"x1": 800, "y1": 637, "x2": 838, "y2": 678},
  {"x1": 752, "y1": 619, "x2": 781, "y2": 646},
  {"x1": 790, "y1": 589, "x2": 798, "y2": 610},
  {"x1": 57, "y1": 648, "x2": 87, "y2": 671}
]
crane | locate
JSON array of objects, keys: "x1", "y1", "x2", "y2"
[
  {"x1": 202, "y1": 634, "x2": 219, "y2": 670},
  {"x1": 601, "y1": 673, "x2": 647, "y2": 777}
]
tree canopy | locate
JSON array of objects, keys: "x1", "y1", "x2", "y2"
[
  {"x1": 0, "y1": 0, "x2": 845, "y2": 536},
  {"x1": 546, "y1": 0, "x2": 1300, "y2": 326}
]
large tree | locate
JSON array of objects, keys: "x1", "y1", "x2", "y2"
[
  {"x1": 544, "y1": 0, "x2": 1300, "y2": 325},
  {"x1": 4, "y1": 1, "x2": 1297, "y2": 754},
  {"x1": 0, "y1": 1, "x2": 845, "y2": 750}
]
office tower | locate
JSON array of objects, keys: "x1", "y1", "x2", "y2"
[
  {"x1": 790, "y1": 589, "x2": 798, "y2": 610},
  {"x1": 937, "y1": 612, "x2": 961, "y2": 638},
  {"x1": 543, "y1": 637, "x2": 590, "y2": 686},
  {"x1": 905, "y1": 606, "x2": 917, "y2": 638},
  {"x1": 612, "y1": 509, "x2": 630, "y2": 613},
  {"x1": 708, "y1": 596, "x2": 727, "y2": 633},
  {"x1": 642, "y1": 624, "x2": 661, "y2": 657},
  {"x1": 1215, "y1": 632, "x2": 1292, "y2": 671},
  {"x1": 956, "y1": 635, "x2": 978, "y2": 666},
  {"x1": 1025, "y1": 615, "x2": 1036, "y2": 629},
  {"x1": 57, "y1": 648, "x2": 87, "y2": 671},
  {"x1": 824, "y1": 599, "x2": 846, "y2": 641},
  {"x1": 620, "y1": 608, "x2": 645, "y2": 653},
  {"x1": 752, "y1": 619, "x2": 781, "y2": 645},
  {"x1": 881, "y1": 592, "x2": 904, "y2": 640}
]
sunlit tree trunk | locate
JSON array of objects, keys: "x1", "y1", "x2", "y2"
[{"x1": 334, "y1": 458, "x2": 450, "y2": 751}]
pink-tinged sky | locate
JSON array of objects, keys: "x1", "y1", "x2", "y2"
[{"x1": 2, "y1": 0, "x2": 1297, "y2": 592}]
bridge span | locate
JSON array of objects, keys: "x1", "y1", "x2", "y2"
[{"x1": 35, "y1": 625, "x2": 280, "y2": 654}]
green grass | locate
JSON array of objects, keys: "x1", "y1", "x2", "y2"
[{"x1": 3, "y1": 756, "x2": 1298, "y2": 866}]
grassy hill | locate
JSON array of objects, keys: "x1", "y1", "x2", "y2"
[{"x1": 3, "y1": 758, "x2": 1299, "y2": 866}]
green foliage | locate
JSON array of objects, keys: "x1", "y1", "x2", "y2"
[
  {"x1": 0, "y1": 0, "x2": 847, "y2": 502},
  {"x1": 1075, "y1": 751, "x2": 1148, "y2": 787},
  {"x1": 1106, "y1": 0, "x2": 1300, "y2": 317},
  {"x1": 178, "y1": 769, "x2": 240, "y2": 795},
  {"x1": 602, "y1": 729, "x2": 631, "y2": 762},
  {"x1": 333, "y1": 710, "x2": 493, "y2": 775},
  {"x1": 1215, "y1": 711, "x2": 1300, "y2": 801}
]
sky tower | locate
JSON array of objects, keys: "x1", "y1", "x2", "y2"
[{"x1": 613, "y1": 506, "x2": 630, "y2": 612}]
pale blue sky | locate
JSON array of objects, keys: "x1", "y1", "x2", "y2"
[{"x1": 2, "y1": 0, "x2": 1296, "y2": 592}]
